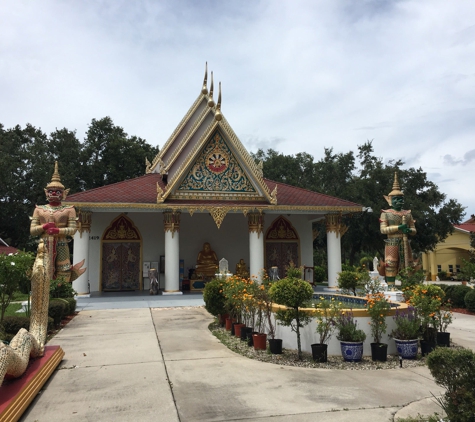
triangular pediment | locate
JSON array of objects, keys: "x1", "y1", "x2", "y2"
[{"x1": 169, "y1": 129, "x2": 262, "y2": 201}]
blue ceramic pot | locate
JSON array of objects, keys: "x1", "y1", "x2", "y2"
[
  {"x1": 340, "y1": 341, "x2": 364, "y2": 362},
  {"x1": 394, "y1": 338, "x2": 418, "y2": 359}
]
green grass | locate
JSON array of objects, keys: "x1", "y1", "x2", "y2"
[
  {"x1": 12, "y1": 291, "x2": 30, "y2": 301},
  {"x1": 2, "y1": 302, "x2": 25, "y2": 318}
]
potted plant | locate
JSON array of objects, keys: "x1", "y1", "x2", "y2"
[
  {"x1": 269, "y1": 264, "x2": 314, "y2": 360},
  {"x1": 365, "y1": 292, "x2": 391, "y2": 361},
  {"x1": 255, "y1": 272, "x2": 282, "y2": 354},
  {"x1": 390, "y1": 306, "x2": 420, "y2": 359},
  {"x1": 433, "y1": 305, "x2": 452, "y2": 347},
  {"x1": 335, "y1": 311, "x2": 366, "y2": 362},
  {"x1": 409, "y1": 284, "x2": 444, "y2": 356},
  {"x1": 312, "y1": 297, "x2": 342, "y2": 362}
]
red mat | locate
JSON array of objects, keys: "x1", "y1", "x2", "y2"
[{"x1": 0, "y1": 345, "x2": 64, "y2": 422}]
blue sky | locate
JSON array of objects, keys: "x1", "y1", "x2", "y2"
[{"x1": 1, "y1": 0, "x2": 474, "y2": 216}]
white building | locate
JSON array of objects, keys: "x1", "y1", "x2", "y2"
[{"x1": 66, "y1": 69, "x2": 362, "y2": 295}]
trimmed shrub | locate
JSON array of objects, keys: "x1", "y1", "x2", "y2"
[
  {"x1": 337, "y1": 270, "x2": 366, "y2": 296},
  {"x1": 446, "y1": 285, "x2": 472, "y2": 308},
  {"x1": 2, "y1": 316, "x2": 30, "y2": 334},
  {"x1": 53, "y1": 298, "x2": 71, "y2": 316},
  {"x1": 48, "y1": 300, "x2": 66, "y2": 327},
  {"x1": 203, "y1": 278, "x2": 226, "y2": 317},
  {"x1": 427, "y1": 347, "x2": 475, "y2": 421},
  {"x1": 47, "y1": 316, "x2": 55, "y2": 332},
  {"x1": 313, "y1": 266, "x2": 327, "y2": 283},
  {"x1": 64, "y1": 297, "x2": 77, "y2": 314},
  {"x1": 464, "y1": 289, "x2": 475, "y2": 313},
  {"x1": 50, "y1": 278, "x2": 76, "y2": 298}
]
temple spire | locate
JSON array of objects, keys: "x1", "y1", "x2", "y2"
[
  {"x1": 208, "y1": 71, "x2": 215, "y2": 107},
  {"x1": 201, "y1": 62, "x2": 208, "y2": 95},
  {"x1": 215, "y1": 81, "x2": 222, "y2": 121}
]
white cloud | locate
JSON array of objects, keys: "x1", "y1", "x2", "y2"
[{"x1": 1, "y1": 0, "x2": 475, "y2": 216}]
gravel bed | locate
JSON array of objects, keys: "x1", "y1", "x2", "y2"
[{"x1": 210, "y1": 322, "x2": 429, "y2": 370}]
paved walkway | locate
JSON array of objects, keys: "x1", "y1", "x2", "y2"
[{"x1": 16, "y1": 295, "x2": 475, "y2": 421}]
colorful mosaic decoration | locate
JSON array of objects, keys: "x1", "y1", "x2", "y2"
[{"x1": 177, "y1": 131, "x2": 256, "y2": 194}]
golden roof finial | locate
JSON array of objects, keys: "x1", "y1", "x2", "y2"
[
  {"x1": 215, "y1": 81, "x2": 222, "y2": 121},
  {"x1": 46, "y1": 161, "x2": 65, "y2": 190},
  {"x1": 208, "y1": 71, "x2": 215, "y2": 107},
  {"x1": 201, "y1": 62, "x2": 208, "y2": 95},
  {"x1": 384, "y1": 171, "x2": 404, "y2": 205}
]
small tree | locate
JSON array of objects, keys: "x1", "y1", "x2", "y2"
[
  {"x1": 203, "y1": 278, "x2": 226, "y2": 317},
  {"x1": 0, "y1": 251, "x2": 35, "y2": 323},
  {"x1": 269, "y1": 264, "x2": 314, "y2": 360}
]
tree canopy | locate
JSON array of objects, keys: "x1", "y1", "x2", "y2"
[
  {"x1": 0, "y1": 118, "x2": 159, "y2": 250},
  {"x1": 252, "y1": 141, "x2": 466, "y2": 265}
]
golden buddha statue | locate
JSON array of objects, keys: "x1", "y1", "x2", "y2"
[
  {"x1": 380, "y1": 172, "x2": 416, "y2": 284},
  {"x1": 235, "y1": 258, "x2": 249, "y2": 278},
  {"x1": 195, "y1": 242, "x2": 218, "y2": 277}
]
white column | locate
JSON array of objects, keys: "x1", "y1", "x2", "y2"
[
  {"x1": 163, "y1": 211, "x2": 182, "y2": 295},
  {"x1": 249, "y1": 231, "x2": 264, "y2": 280},
  {"x1": 248, "y1": 212, "x2": 264, "y2": 281},
  {"x1": 430, "y1": 251, "x2": 438, "y2": 281},
  {"x1": 325, "y1": 214, "x2": 343, "y2": 289},
  {"x1": 72, "y1": 231, "x2": 89, "y2": 295}
]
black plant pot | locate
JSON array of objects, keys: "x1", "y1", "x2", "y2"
[
  {"x1": 420, "y1": 340, "x2": 436, "y2": 356},
  {"x1": 241, "y1": 327, "x2": 252, "y2": 341},
  {"x1": 269, "y1": 339, "x2": 283, "y2": 354},
  {"x1": 247, "y1": 331, "x2": 258, "y2": 347},
  {"x1": 436, "y1": 332, "x2": 450, "y2": 347},
  {"x1": 370, "y1": 343, "x2": 388, "y2": 362},
  {"x1": 311, "y1": 343, "x2": 328, "y2": 363}
]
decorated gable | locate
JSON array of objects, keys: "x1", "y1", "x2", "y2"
[{"x1": 173, "y1": 130, "x2": 261, "y2": 200}]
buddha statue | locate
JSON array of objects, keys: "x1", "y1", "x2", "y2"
[
  {"x1": 195, "y1": 242, "x2": 218, "y2": 277},
  {"x1": 235, "y1": 258, "x2": 249, "y2": 278}
]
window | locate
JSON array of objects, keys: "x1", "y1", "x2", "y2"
[
  {"x1": 437, "y1": 265, "x2": 441, "y2": 273},
  {"x1": 456, "y1": 265, "x2": 461, "y2": 273},
  {"x1": 448, "y1": 265, "x2": 454, "y2": 274}
]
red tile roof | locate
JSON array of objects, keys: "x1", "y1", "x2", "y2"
[
  {"x1": 65, "y1": 173, "x2": 362, "y2": 209},
  {"x1": 455, "y1": 223, "x2": 475, "y2": 233},
  {"x1": 0, "y1": 246, "x2": 19, "y2": 255}
]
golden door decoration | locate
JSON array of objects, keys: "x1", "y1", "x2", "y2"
[
  {"x1": 101, "y1": 215, "x2": 142, "y2": 291},
  {"x1": 265, "y1": 215, "x2": 300, "y2": 279}
]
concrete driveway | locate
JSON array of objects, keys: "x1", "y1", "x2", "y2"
[{"x1": 17, "y1": 305, "x2": 453, "y2": 422}]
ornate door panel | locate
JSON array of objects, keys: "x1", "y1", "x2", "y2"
[
  {"x1": 101, "y1": 215, "x2": 142, "y2": 291},
  {"x1": 265, "y1": 216, "x2": 300, "y2": 278}
]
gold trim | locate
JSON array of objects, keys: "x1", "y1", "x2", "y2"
[
  {"x1": 152, "y1": 93, "x2": 206, "y2": 167},
  {"x1": 270, "y1": 185, "x2": 278, "y2": 205},
  {"x1": 209, "y1": 207, "x2": 228, "y2": 229},
  {"x1": 0, "y1": 346, "x2": 64, "y2": 422},
  {"x1": 325, "y1": 213, "x2": 348, "y2": 237},
  {"x1": 76, "y1": 209, "x2": 92, "y2": 238},
  {"x1": 64, "y1": 201, "x2": 362, "y2": 213},
  {"x1": 163, "y1": 211, "x2": 181, "y2": 237},
  {"x1": 164, "y1": 105, "x2": 212, "y2": 173},
  {"x1": 156, "y1": 183, "x2": 165, "y2": 204},
  {"x1": 248, "y1": 212, "x2": 264, "y2": 236}
]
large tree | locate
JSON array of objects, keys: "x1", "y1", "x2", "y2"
[
  {"x1": 0, "y1": 118, "x2": 159, "y2": 250},
  {"x1": 254, "y1": 141, "x2": 465, "y2": 266}
]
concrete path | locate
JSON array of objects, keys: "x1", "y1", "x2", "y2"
[{"x1": 18, "y1": 303, "x2": 475, "y2": 421}]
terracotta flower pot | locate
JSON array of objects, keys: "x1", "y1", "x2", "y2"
[
  {"x1": 253, "y1": 333, "x2": 267, "y2": 350},
  {"x1": 234, "y1": 324, "x2": 245, "y2": 338}
]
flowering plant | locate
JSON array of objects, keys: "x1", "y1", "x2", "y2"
[
  {"x1": 390, "y1": 306, "x2": 420, "y2": 340},
  {"x1": 433, "y1": 306, "x2": 453, "y2": 333},
  {"x1": 365, "y1": 292, "x2": 391, "y2": 344},
  {"x1": 314, "y1": 297, "x2": 342, "y2": 344},
  {"x1": 254, "y1": 270, "x2": 275, "y2": 338},
  {"x1": 335, "y1": 311, "x2": 367, "y2": 342},
  {"x1": 408, "y1": 284, "x2": 444, "y2": 341}
]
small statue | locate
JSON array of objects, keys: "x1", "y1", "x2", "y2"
[
  {"x1": 235, "y1": 258, "x2": 249, "y2": 278},
  {"x1": 195, "y1": 242, "x2": 218, "y2": 277},
  {"x1": 149, "y1": 268, "x2": 159, "y2": 295},
  {"x1": 380, "y1": 172, "x2": 416, "y2": 284}
]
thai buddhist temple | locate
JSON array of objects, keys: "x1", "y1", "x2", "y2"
[{"x1": 65, "y1": 65, "x2": 363, "y2": 295}]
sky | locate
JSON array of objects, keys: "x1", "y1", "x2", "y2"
[{"x1": 1, "y1": 0, "x2": 475, "y2": 217}]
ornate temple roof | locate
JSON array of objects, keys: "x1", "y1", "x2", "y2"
[{"x1": 65, "y1": 64, "x2": 363, "y2": 215}]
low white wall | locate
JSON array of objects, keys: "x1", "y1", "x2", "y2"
[{"x1": 273, "y1": 314, "x2": 398, "y2": 356}]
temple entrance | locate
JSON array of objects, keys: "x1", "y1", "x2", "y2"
[
  {"x1": 265, "y1": 216, "x2": 300, "y2": 278},
  {"x1": 101, "y1": 215, "x2": 142, "y2": 291}
]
